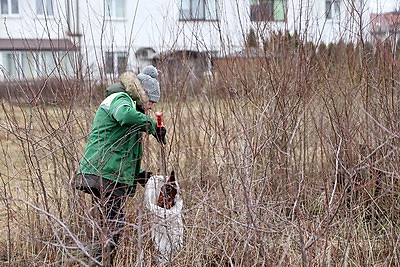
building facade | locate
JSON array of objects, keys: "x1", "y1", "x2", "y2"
[
  {"x1": 370, "y1": 11, "x2": 400, "y2": 44},
  {"x1": 0, "y1": 0, "x2": 372, "y2": 81}
]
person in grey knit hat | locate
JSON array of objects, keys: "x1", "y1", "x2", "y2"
[{"x1": 75, "y1": 65, "x2": 166, "y2": 265}]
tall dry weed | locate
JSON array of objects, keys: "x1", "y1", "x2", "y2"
[{"x1": 0, "y1": 25, "x2": 399, "y2": 267}]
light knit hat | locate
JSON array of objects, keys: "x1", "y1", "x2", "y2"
[
  {"x1": 137, "y1": 72, "x2": 160, "y2": 103},
  {"x1": 142, "y1": 65, "x2": 158, "y2": 78}
]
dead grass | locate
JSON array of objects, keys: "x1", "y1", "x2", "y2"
[{"x1": 0, "y1": 39, "x2": 399, "y2": 266}]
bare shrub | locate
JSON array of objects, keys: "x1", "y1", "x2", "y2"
[{"x1": 0, "y1": 20, "x2": 399, "y2": 267}]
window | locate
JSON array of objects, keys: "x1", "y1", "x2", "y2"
[
  {"x1": 250, "y1": 0, "x2": 286, "y2": 21},
  {"x1": 105, "y1": 0, "x2": 125, "y2": 18},
  {"x1": 3, "y1": 51, "x2": 74, "y2": 79},
  {"x1": 1, "y1": 0, "x2": 19, "y2": 15},
  {"x1": 105, "y1": 51, "x2": 128, "y2": 74},
  {"x1": 36, "y1": 0, "x2": 54, "y2": 16},
  {"x1": 326, "y1": 0, "x2": 340, "y2": 20},
  {"x1": 179, "y1": 0, "x2": 218, "y2": 21}
]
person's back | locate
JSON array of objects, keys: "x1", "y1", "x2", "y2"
[{"x1": 75, "y1": 66, "x2": 166, "y2": 265}]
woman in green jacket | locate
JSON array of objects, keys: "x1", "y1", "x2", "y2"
[{"x1": 76, "y1": 66, "x2": 166, "y2": 265}]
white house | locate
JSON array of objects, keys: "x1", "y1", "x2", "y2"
[{"x1": 0, "y1": 0, "x2": 374, "y2": 81}]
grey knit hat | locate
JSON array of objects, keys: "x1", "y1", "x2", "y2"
[
  {"x1": 137, "y1": 71, "x2": 160, "y2": 103},
  {"x1": 142, "y1": 65, "x2": 158, "y2": 78}
]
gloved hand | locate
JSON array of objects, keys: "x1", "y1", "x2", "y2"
[
  {"x1": 154, "y1": 126, "x2": 166, "y2": 144},
  {"x1": 137, "y1": 170, "x2": 152, "y2": 187}
]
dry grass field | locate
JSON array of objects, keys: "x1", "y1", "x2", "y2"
[{"x1": 0, "y1": 38, "x2": 399, "y2": 266}]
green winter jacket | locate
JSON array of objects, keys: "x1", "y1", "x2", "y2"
[{"x1": 78, "y1": 91, "x2": 157, "y2": 188}]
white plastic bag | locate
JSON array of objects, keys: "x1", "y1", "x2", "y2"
[{"x1": 144, "y1": 175, "x2": 184, "y2": 263}]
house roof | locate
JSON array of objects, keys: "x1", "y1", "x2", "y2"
[
  {"x1": 0, "y1": 38, "x2": 77, "y2": 51},
  {"x1": 370, "y1": 12, "x2": 400, "y2": 34}
]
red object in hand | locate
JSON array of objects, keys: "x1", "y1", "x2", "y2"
[{"x1": 155, "y1": 111, "x2": 163, "y2": 127}]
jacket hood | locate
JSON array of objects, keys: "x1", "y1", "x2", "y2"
[
  {"x1": 105, "y1": 83, "x2": 125, "y2": 97},
  {"x1": 119, "y1": 71, "x2": 149, "y2": 107}
]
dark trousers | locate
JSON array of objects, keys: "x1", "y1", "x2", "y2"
[
  {"x1": 92, "y1": 188, "x2": 125, "y2": 249},
  {"x1": 76, "y1": 174, "x2": 130, "y2": 265}
]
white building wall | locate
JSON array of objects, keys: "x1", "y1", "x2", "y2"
[
  {"x1": 0, "y1": 0, "x2": 69, "y2": 39},
  {"x1": 0, "y1": 0, "x2": 374, "y2": 81},
  {"x1": 286, "y1": 0, "x2": 372, "y2": 44}
]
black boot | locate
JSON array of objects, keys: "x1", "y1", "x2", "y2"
[
  {"x1": 103, "y1": 243, "x2": 117, "y2": 266},
  {"x1": 89, "y1": 245, "x2": 102, "y2": 266},
  {"x1": 89, "y1": 244, "x2": 116, "y2": 266}
]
